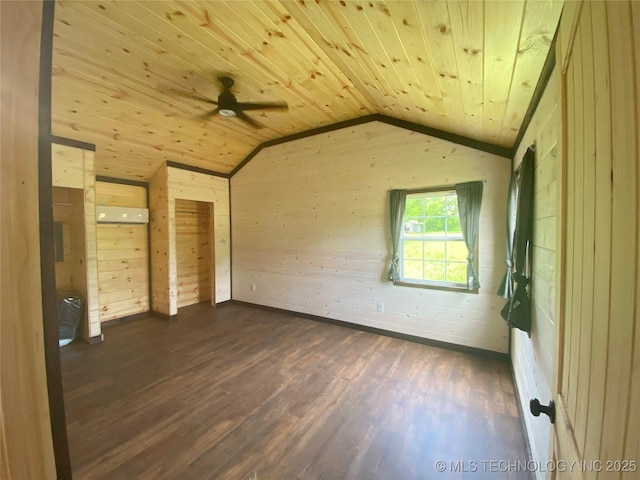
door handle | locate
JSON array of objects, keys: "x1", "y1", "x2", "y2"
[{"x1": 530, "y1": 398, "x2": 556, "y2": 424}]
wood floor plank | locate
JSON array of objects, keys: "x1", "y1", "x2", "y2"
[{"x1": 60, "y1": 303, "x2": 531, "y2": 479}]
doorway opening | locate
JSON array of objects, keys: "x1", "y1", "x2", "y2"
[{"x1": 175, "y1": 199, "x2": 215, "y2": 308}]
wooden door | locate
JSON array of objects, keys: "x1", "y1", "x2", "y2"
[{"x1": 552, "y1": 1, "x2": 639, "y2": 478}]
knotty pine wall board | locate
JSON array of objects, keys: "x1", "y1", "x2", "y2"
[
  {"x1": 51, "y1": 1, "x2": 563, "y2": 181},
  {"x1": 1, "y1": 2, "x2": 56, "y2": 476},
  {"x1": 52, "y1": 187, "x2": 75, "y2": 291},
  {"x1": 51, "y1": 143, "x2": 100, "y2": 340},
  {"x1": 95, "y1": 181, "x2": 150, "y2": 322},
  {"x1": 510, "y1": 65, "x2": 560, "y2": 480},
  {"x1": 554, "y1": 0, "x2": 640, "y2": 467},
  {"x1": 149, "y1": 165, "x2": 172, "y2": 316},
  {"x1": 167, "y1": 167, "x2": 230, "y2": 308},
  {"x1": 150, "y1": 164, "x2": 230, "y2": 317},
  {"x1": 231, "y1": 121, "x2": 510, "y2": 353},
  {"x1": 175, "y1": 199, "x2": 211, "y2": 308}
]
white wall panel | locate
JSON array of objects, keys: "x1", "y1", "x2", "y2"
[
  {"x1": 511, "y1": 66, "x2": 560, "y2": 479},
  {"x1": 232, "y1": 121, "x2": 511, "y2": 353}
]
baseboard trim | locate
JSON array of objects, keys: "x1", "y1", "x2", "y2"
[
  {"x1": 231, "y1": 300, "x2": 509, "y2": 361},
  {"x1": 100, "y1": 302, "x2": 234, "y2": 326},
  {"x1": 214, "y1": 299, "x2": 234, "y2": 307},
  {"x1": 510, "y1": 361, "x2": 536, "y2": 478},
  {"x1": 83, "y1": 334, "x2": 103, "y2": 344},
  {"x1": 101, "y1": 312, "x2": 150, "y2": 328},
  {"x1": 151, "y1": 311, "x2": 178, "y2": 322}
]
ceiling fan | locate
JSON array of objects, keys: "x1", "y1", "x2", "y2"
[{"x1": 172, "y1": 76, "x2": 288, "y2": 128}]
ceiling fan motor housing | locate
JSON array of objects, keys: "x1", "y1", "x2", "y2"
[{"x1": 218, "y1": 89, "x2": 237, "y2": 117}]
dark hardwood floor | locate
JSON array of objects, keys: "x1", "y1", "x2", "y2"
[{"x1": 60, "y1": 303, "x2": 531, "y2": 480}]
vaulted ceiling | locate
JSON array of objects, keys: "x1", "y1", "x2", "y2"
[{"x1": 51, "y1": 0, "x2": 563, "y2": 181}]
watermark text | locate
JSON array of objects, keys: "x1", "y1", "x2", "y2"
[{"x1": 434, "y1": 459, "x2": 637, "y2": 474}]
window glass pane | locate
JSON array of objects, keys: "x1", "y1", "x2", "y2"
[
  {"x1": 425, "y1": 195, "x2": 446, "y2": 216},
  {"x1": 424, "y1": 240, "x2": 445, "y2": 261},
  {"x1": 403, "y1": 240, "x2": 423, "y2": 260},
  {"x1": 446, "y1": 262, "x2": 467, "y2": 283},
  {"x1": 404, "y1": 218, "x2": 423, "y2": 236},
  {"x1": 446, "y1": 195, "x2": 458, "y2": 215},
  {"x1": 403, "y1": 260, "x2": 423, "y2": 280},
  {"x1": 399, "y1": 191, "x2": 476, "y2": 287},
  {"x1": 424, "y1": 261, "x2": 445, "y2": 282},
  {"x1": 425, "y1": 216, "x2": 445, "y2": 235},
  {"x1": 447, "y1": 240, "x2": 468, "y2": 261},
  {"x1": 405, "y1": 197, "x2": 424, "y2": 217},
  {"x1": 447, "y1": 214, "x2": 461, "y2": 234}
]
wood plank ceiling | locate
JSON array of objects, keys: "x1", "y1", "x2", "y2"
[{"x1": 52, "y1": 0, "x2": 563, "y2": 181}]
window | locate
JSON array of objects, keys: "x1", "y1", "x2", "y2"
[{"x1": 399, "y1": 190, "x2": 469, "y2": 288}]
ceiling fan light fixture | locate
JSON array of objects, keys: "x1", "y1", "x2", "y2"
[{"x1": 172, "y1": 76, "x2": 286, "y2": 128}]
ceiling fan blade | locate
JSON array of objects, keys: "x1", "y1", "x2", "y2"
[
  {"x1": 236, "y1": 111, "x2": 263, "y2": 129},
  {"x1": 236, "y1": 101, "x2": 288, "y2": 112},
  {"x1": 171, "y1": 89, "x2": 218, "y2": 105},
  {"x1": 195, "y1": 107, "x2": 220, "y2": 120}
]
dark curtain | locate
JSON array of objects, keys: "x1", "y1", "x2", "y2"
[
  {"x1": 512, "y1": 146, "x2": 535, "y2": 286},
  {"x1": 456, "y1": 181, "x2": 483, "y2": 289},
  {"x1": 500, "y1": 145, "x2": 536, "y2": 333},
  {"x1": 387, "y1": 189, "x2": 407, "y2": 282},
  {"x1": 497, "y1": 170, "x2": 518, "y2": 298}
]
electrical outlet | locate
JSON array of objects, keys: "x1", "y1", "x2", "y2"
[
  {"x1": 251, "y1": 284, "x2": 256, "y2": 292},
  {"x1": 377, "y1": 302, "x2": 384, "y2": 312}
]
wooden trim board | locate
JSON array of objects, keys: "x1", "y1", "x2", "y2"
[
  {"x1": 509, "y1": 360, "x2": 536, "y2": 466},
  {"x1": 101, "y1": 311, "x2": 150, "y2": 328},
  {"x1": 230, "y1": 113, "x2": 513, "y2": 177},
  {"x1": 151, "y1": 311, "x2": 179, "y2": 322},
  {"x1": 51, "y1": 135, "x2": 96, "y2": 152},
  {"x1": 510, "y1": 30, "x2": 559, "y2": 158},
  {"x1": 166, "y1": 160, "x2": 230, "y2": 179},
  {"x1": 38, "y1": 1, "x2": 72, "y2": 478},
  {"x1": 84, "y1": 335, "x2": 104, "y2": 345},
  {"x1": 231, "y1": 300, "x2": 509, "y2": 361},
  {"x1": 95, "y1": 175, "x2": 148, "y2": 188}
]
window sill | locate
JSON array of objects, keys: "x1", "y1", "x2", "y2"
[{"x1": 394, "y1": 280, "x2": 479, "y2": 294}]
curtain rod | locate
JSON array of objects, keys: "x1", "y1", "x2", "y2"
[{"x1": 389, "y1": 180, "x2": 487, "y2": 194}]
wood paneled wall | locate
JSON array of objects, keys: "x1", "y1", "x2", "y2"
[
  {"x1": 52, "y1": 187, "x2": 77, "y2": 291},
  {"x1": 176, "y1": 199, "x2": 211, "y2": 308},
  {"x1": 231, "y1": 121, "x2": 511, "y2": 353},
  {"x1": 168, "y1": 167, "x2": 229, "y2": 308},
  {"x1": 52, "y1": 143, "x2": 84, "y2": 188},
  {"x1": 510, "y1": 66, "x2": 561, "y2": 479},
  {"x1": 51, "y1": 144, "x2": 100, "y2": 340},
  {"x1": 555, "y1": 0, "x2": 639, "y2": 472},
  {"x1": 0, "y1": 1, "x2": 56, "y2": 478},
  {"x1": 53, "y1": 187, "x2": 92, "y2": 317},
  {"x1": 96, "y1": 181, "x2": 149, "y2": 321},
  {"x1": 149, "y1": 165, "x2": 171, "y2": 316},
  {"x1": 150, "y1": 165, "x2": 230, "y2": 316}
]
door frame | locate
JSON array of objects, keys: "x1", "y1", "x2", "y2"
[
  {"x1": 37, "y1": 0, "x2": 73, "y2": 477},
  {"x1": 550, "y1": 1, "x2": 586, "y2": 477}
]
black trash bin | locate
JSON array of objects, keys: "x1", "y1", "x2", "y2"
[{"x1": 57, "y1": 292, "x2": 84, "y2": 347}]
